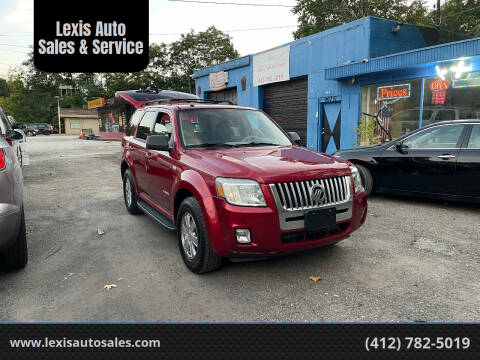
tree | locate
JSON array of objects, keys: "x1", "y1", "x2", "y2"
[
  {"x1": 0, "y1": 78, "x2": 9, "y2": 97},
  {"x1": 293, "y1": 0, "x2": 429, "y2": 39},
  {"x1": 169, "y1": 26, "x2": 239, "y2": 93},
  {"x1": 439, "y1": 0, "x2": 480, "y2": 36}
]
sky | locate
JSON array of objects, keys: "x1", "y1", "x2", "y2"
[{"x1": 0, "y1": 0, "x2": 439, "y2": 78}]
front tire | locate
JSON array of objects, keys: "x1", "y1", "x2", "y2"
[
  {"x1": 356, "y1": 164, "x2": 373, "y2": 196},
  {"x1": 123, "y1": 169, "x2": 141, "y2": 215},
  {"x1": 177, "y1": 197, "x2": 222, "y2": 274},
  {"x1": 0, "y1": 207, "x2": 28, "y2": 269}
]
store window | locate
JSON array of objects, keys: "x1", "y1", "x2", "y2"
[
  {"x1": 70, "y1": 120, "x2": 81, "y2": 129},
  {"x1": 361, "y1": 79, "x2": 422, "y2": 140},
  {"x1": 423, "y1": 71, "x2": 480, "y2": 126}
]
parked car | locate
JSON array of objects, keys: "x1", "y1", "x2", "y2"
[
  {"x1": 30, "y1": 123, "x2": 54, "y2": 135},
  {"x1": 334, "y1": 120, "x2": 480, "y2": 203},
  {"x1": 121, "y1": 102, "x2": 367, "y2": 273},
  {"x1": 12, "y1": 122, "x2": 38, "y2": 137},
  {"x1": 0, "y1": 108, "x2": 24, "y2": 166},
  {"x1": 0, "y1": 135, "x2": 27, "y2": 269}
]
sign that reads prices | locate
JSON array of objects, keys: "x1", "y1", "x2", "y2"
[
  {"x1": 209, "y1": 71, "x2": 229, "y2": 91},
  {"x1": 253, "y1": 46, "x2": 290, "y2": 87},
  {"x1": 377, "y1": 84, "x2": 411, "y2": 101}
]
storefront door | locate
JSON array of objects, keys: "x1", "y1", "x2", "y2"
[{"x1": 320, "y1": 102, "x2": 341, "y2": 153}]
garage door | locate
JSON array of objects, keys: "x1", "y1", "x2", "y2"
[
  {"x1": 262, "y1": 77, "x2": 308, "y2": 147},
  {"x1": 207, "y1": 88, "x2": 237, "y2": 105}
]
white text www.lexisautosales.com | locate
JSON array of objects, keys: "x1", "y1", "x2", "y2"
[{"x1": 10, "y1": 337, "x2": 161, "y2": 349}]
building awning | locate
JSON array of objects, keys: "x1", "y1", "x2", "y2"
[{"x1": 325, "y1": 37, "x2": 480, "y2": 80}]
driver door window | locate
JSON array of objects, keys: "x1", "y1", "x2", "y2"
[
  {"x1": 402, "y1": 125, "x2": 465, "y2": 149},
  {"x1": 135, "y1": 111, "x2": 157, "y2": 140}
]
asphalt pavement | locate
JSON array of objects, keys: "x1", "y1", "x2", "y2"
[{"x1": 1, "y1": 135, "x2": 479, "y2": 322}]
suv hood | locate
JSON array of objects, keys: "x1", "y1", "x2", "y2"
[{"x1": 184, "y1": 146, "x2": 351, "y2": 183}]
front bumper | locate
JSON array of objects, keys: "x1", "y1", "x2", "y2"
[
  {"x1": 0, "y1": 203, "x2": 22, "y2": 250},
  {"x1": 204, "y1": 189, "x2": 367, "y2": 258}
]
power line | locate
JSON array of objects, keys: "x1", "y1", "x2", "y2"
[
  {"x1": 149, "y1": 25, "x2": 296, "y2": 36},
  {"x1": 168, "y1": 0, "x2": 294, "y2": 7},
  {"x1": 441, "y1": 4, "x2": 480, "y2": 19},
  {"x1": 0, "y1": 43, "x2": 31, "y2": 48}
]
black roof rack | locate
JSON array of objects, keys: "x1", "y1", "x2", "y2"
[{"x1": 144, "y1": 99, "x2": 234, "y2": 106}]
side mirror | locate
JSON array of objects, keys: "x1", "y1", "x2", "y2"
[
  {"x1": 6, "y1": 129, "x2": 23, "y2": 141},
  {"x1": 395, "y1": 142, "x2": 407, "y2": 154},
  {"x1": 288, "y1": 131, "x2": 301, "y2": 145},
  {"x1": 146, "y1": 135, "x2": 170, "y2": 152}
]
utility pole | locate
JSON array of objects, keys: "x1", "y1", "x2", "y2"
[
  {"x1": 55, "y1": 96, "x2": 61, "y2": 135},
  {"x1": 436, "y1": 0, "x2": 441, "y2": 26}
]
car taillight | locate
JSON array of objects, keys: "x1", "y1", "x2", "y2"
[{"x1": 0, "y1": 149, "x2": 5, "y2": 170}]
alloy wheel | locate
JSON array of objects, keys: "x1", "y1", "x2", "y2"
[{"x1": 181, "y1": 212, "x2": 199, "y2": 260}]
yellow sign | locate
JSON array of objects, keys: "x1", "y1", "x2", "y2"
[{"x1": 87, "y1": 98, "x2": 105, "y2": 109}]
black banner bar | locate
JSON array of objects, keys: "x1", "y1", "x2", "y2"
[{"x1": 1, "y1": 324, "x2": 478, "y2": 359}]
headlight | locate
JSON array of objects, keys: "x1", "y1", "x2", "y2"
[
  {"x1": 215, "y1": 177, "x2": 266, "y2": 207},
  {"x1": 349, "y1": 165, "x2": 364, "y2": 194}
]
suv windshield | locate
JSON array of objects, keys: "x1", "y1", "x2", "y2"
[{"x1": 178, "y1": 108, "x2": 292, "y2": 149}]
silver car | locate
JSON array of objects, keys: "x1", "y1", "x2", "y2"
[{"x1": 0, "y1": 135, "x2": 27, "y2": 269}]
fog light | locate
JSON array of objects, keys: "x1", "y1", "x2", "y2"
[{"x1": 235, "y1": 229, "x2": 251, "y2": 244}]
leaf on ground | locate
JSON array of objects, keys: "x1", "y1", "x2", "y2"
[
  {"x1": 414, "y1": 319, "x2": 426, "y2": 323},
  {"x1": 66, "y1": 272, "x2": 74, "y2": 277},
  {"x1": 104, "y1": 284, "x2": 117, "y2": 290},
  {"x1": 309, "y1": 276, "x2": 321, "y2": 283}
]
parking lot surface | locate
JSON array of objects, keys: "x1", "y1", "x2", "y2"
[{"x1": 1, "y1": 135, "x2": 479, "y2": 322}]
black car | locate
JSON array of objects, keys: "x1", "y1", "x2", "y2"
[
  {"x1": 334, "y1": 120, "x2": 480, "y2": 203},
  {"x1": 12, "y1": 123, "x2": 38, "y2": 136},
  {"x1": 30, "y1": 123, "x2": 53, "y2": 135}
]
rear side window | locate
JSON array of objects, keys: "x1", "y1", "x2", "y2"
[
  {"x1": 135, "y1": 111, "x2": 157, "y2": 140},
  {"x1": 126, "y1": 110, "x2": 144, "y2": 136},
  {"x1": 467, "y1": 125, "x2": 480, "y2": 149}
]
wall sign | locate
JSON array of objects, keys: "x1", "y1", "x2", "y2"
[
  {"x1": 430, "y1": 80, "x2": 450, "y2": 91},
  {"x1": 87, "y1": 98, "x2": 106, "y2": 109},
  {"x1": 376, "y1": 84, "x2": 411, "y2": 101},
  {"x1": 253, "y1": 46, "x2": 290, "y2": 87},
  {"x1": 209, "y1": 71, "x2": 229, "y2": 91}
]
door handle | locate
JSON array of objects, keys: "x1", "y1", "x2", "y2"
[{"x1": 437, "y1": 154, "x2": 456, "y2": 160}]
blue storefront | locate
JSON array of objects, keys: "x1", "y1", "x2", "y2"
[{"x1": 194, "y1": 16, "x2": 480, "y2": 153}]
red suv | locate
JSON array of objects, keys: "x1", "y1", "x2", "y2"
[{"x1": 121, "y1": 102, "x2": 367, "y2": 273}]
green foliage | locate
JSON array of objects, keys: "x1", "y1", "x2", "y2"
[
  {"x1": 169, "y1": 26, "x2": 239, "y2": 93},
  {"x1": 292, "y1": 0, "x2": 429, "y2": 39},
  {"x1": 439, "y1": 0, "x2": 480, "y2": 36},
  {"x1": 355, "y1": 115, "x2": 382, "y2": 146},
  {"x1": 0, "y1": 78, "x2": 9, "y2": 97}
]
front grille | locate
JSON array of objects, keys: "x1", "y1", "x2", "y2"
[{"x1": 272, "y1": 176, "x2": 351, "y2": 211}]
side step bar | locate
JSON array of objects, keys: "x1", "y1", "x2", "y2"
[{"x1": 137, "y1": 199, "x2": 176, "y2": 231}]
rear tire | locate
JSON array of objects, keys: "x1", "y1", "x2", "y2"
[
  {"x1": 177, "y1": 197, "x2": 222, "y2": 274},
  {"x1": 0, "y1": 207, "x2": 28, "y2": 269},
  {"x1": 123, "y1": 169, "x2": 141, "y2": 215},
  {"x1": 356, "y1": 164, "x2": 373, "y2": 196}
]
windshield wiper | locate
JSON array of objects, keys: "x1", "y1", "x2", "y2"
[
  {"x1": 189, "y1": 142, "x2": 238, "y2": 148},
  {"x1": 234, "y1": 142, "x2": 281, "y2": 147}
]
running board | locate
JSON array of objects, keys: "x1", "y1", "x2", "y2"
[{"x1": 137, "y1": 199, "x2": 176, "y2": 231}]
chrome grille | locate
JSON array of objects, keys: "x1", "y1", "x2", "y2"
[{"x1": 271, "y1": 176, "x2": 351, "y2": 211}]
